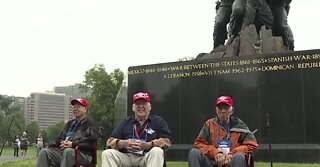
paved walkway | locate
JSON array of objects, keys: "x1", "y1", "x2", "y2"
[{"x1": 0, "y1": 155, "x2": 35, "y2": 164}]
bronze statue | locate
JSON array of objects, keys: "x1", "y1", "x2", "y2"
[
  {"x1": 268, "y1": 0, "x2": 294, "y2": 50},
  {"x1": 211, "y1": 0, "x2": 295, "y2": 54},
  {"x1": 228, "y1": 0, "x2": 246, "y2": 39},
  {"x1": 213, "y1": 0, "x2": 235, "y2": 49},
  {"x1": 228, "y1": 0, "x2": 273, "y2": 40}
]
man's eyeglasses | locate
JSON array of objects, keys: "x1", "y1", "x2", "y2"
[
  {"x1": 216, "y1": 106, "x2": 232, "y2": 114},
  {"x1": 72, "y1": 105, "x2": 84, "y2": 110},
  {"x1": 216, "y1": 110, "x2": 230, "y2": 114},
  {"x1": 134, "y1": 101, "x2": 149, "y2": 106}
]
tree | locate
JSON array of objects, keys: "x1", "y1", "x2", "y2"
[
  {"x1": 0, "y1": 95, "x2": 14, "y2": 116},
  {"x1": 0, "y1": 112, "x2": 5, "y2": 141},
  {"x1": 39, "y1": 129, "x2": 48, "y2": 145},
  {"x1": 7, "y1": 109, "x2": 26, "y2": 141},
  {"x1": 26, "y1": 121, "x2": 40, "y2": 144},
  {"x1": 0, "y1": 95, "x2": 26, "y2": 142},
  {"x1": 179, "y1": 56, "x2": 195, "y2": 61},
  {"x1": 80, "y1": 64, "x2": 124, "y2": 140},
  {"x1": 46, "y1": 121, "x2": 65, "y2": 143}
]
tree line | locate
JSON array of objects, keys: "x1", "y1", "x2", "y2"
[{"x1": 0, "y1": 64, "x2": 124, "y2": 148}]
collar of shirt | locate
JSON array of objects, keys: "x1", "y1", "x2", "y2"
[{"x1": 134, "y1": 117, "x2": 151, "y2": 126}]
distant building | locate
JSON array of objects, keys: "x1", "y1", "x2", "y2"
[
  {"x1": 13, "y1": 96, "x2": 25, "y2": 109},
  {"x1": 53, "y1": 83, "x2": 92, "y2": 99},
  {"x1": 25, "y1": 92, "x2": 73, "y2": 130},
  {"x1": 0, "y1": 95, "x2": 25, "y2": 116}
]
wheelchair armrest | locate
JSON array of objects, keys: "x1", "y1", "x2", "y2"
[
  {"x1": 74, "y1": 145, "x2": 97, "y2": 166},
  {"x1": 247, "y1": 153, "x2": 254, "y2": 167}
]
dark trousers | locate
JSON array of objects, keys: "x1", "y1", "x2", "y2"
[
  {"x1": 13, "y1": 147, "x2": 19, "y2": 157},
  {"x1": 243, "y1": 0, "x2": 273, "y2": 30},
  {"x1": 229, "y1": 0, "x2": 273, "y2": 36},
  {"x1": 213, "y1": 6, "x2": 232, "y2": 48},
  {"x1": 271, "y1": 5, "x2": 294, "y2": 50},
  {"x1": 229, "y1": 0, "x2": 246, "y2": 37},
  {"x1": 36, "y1": 147, "x2": 92, "y2": 167},
  {"x1": 188, "y1": 148, "x2": 247, "y2": 167}
]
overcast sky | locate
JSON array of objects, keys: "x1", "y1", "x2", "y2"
[{"x1": 0, "y1": 0, "x2": 319, "y2": 97}]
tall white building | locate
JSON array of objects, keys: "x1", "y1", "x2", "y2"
[{"x1": 25, "y1": 92, "x2": 73, "y2": 130}]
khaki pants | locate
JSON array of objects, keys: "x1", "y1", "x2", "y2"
[{"x1": 101, "y1": 147, "x2": 164, "y2": 167}]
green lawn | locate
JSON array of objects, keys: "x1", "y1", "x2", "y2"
[
  {"x1": 1, "y1": 147, "x2": 320, "y2": 167},
  {"x1": 1, "y1": 159, "x2": 320, "y2": 167}
]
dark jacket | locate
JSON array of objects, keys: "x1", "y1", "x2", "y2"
[
  {"x1": 106, "y1": 114, "x2": 172, "y2": 152},
  {"x1": 55, "y1": 116, "x2": 99, "y2": 155}
]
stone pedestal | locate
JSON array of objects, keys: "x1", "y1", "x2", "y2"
[{"x1": 198, "y1": 25, "x2": 290, "y2": 59}]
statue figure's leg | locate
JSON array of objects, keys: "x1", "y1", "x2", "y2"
[
  {"x1": 255, "y1": 0, "x2": 273, "y2": 30},
  {"x1": 241, "y1": 0, "x2": 259, "y2": 30},
  {"x1": 229, "y1": 0, "x2": 246, "y2": 37},
  {"x1": 213, "y1": 6, "x2": 232, "y2": 49},
  {"x1": 272, "y1": 5, "x2": 294, "y2": 50}
]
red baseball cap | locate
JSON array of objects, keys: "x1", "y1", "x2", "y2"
[
  {"x1": 71, "y1": 98, "x2": 89, "y2": 109},
  {"x1": 216, "y1": 96, "x2": 233, "y2": 107},
  {"x1": 133, "y1": 92, "x2": 151, "y2": 103}
]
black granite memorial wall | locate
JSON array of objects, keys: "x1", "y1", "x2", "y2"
[{"x1": 127, "y1": 49, "x2": 320, "y2": 162}]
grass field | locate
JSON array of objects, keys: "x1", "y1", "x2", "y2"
[{"x1": 1, "y1": 147, "x2": 320, "y2": 167}]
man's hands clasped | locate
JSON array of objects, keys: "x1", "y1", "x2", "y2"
[
  {"x1": 117, "y1": 139, "x2": 152, "y2": 152},
  {"x1": 214, "y1": 153, "x2": 233, "y2": 167},
  {"x1": 59, "y1": 140, "x2": 72, "y2": 149}
]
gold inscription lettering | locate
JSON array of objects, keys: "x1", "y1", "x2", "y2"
[
  {"x1": 169, "y1": 65, "x2": 184, "y2": 71},
  {"x1": 214, "y1": 69, "x2": 230, "y2": 75},
  {"x1": 209, "y1": 62, "x2": 220, "y2": 68},
  {"x1": 184, "y1": 63, "x2": 209, "y2": 70},
  {"x1": 267, "y1": 56, "x2": 293, "y2": 63},
  {"x1": 128, "y1": 69, "x2": 145, "y2": 75},
  {"x1": 239, "y1": 60, "x2": 250, "y2": 65},
  {"x1": 312, "y1": 54, "x2": 320, "y2": 60},
  {"x1": 166, "y1": 72, "x2": 190, "y2": 78},
  {"x1": 301, "y1": 55, "x2": 311, "y2": 60},
  {"x1": 145, "y1": 68, "x2": 155, "y2": 73},
  {"x1": 262, "y1": 64, "x2": 294, "y2": 71},
  {"x1": 132, "y1": 54, "x2": 320, "y2": 78},
  {"x1": 220, "y1": 61, "x2": 239, "y2": 67},
  {"x1": 232, "y1": 68, "x2": 245, "y2": 74},
  {"x1": 298, "y1": 62, "x2": 320, "y2": 69},
  {"x1": 252, "y1": 58, "x2": 267, "y2": 64},
  {"x1": 293, "y1": 55, "x2": 301, "y2": 60}
]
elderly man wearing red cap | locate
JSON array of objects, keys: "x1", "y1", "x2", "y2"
[
  {"x1": 188, "y1": 95, "x2": 259, "y2": 167},
  {"x1": 102, "y1": 92, "x2": 172, "y2": 167},
  {"x1": 36, "y1": 98, "x2": 99, "y2": 167}
]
